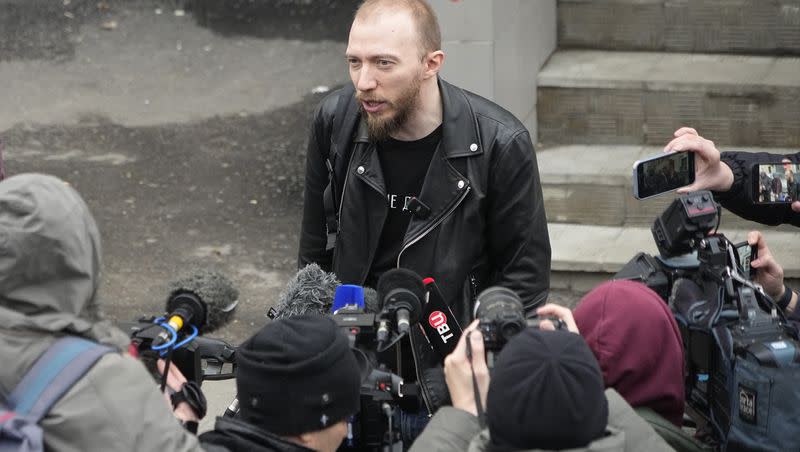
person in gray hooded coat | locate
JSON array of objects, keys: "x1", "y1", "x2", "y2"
[{"x1": 0, "y1": 173, "x2": 202, "y2": 452}]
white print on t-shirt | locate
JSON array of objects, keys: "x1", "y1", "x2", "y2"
[{"x1": 387, "y1": 194, "x2": 414, "y2": 212}]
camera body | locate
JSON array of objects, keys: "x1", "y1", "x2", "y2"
[
  {"x1": 474, "y1": 286, "x2": 566, "y2": 367},
  {"x1": 331, "y1": 301, "x2": 409, "y2": 449},
  {"x1": 616, "y1": 191, "x2": 800, "y2": 450},
  {"x1": 119, "y1": 317, "x2": 237, "y2": 386}
]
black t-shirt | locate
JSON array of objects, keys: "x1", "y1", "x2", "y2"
[{"x1": 366, "y1": 125, "x2": 441, "y2": 288}]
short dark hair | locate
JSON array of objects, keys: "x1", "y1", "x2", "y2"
[{"x1": 355, "y1": 0, "x2": 441, "y2": 58}]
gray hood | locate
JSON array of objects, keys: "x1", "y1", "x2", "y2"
[{"x1": 0, "y1": 173, "x2": 128, "y2": 349}]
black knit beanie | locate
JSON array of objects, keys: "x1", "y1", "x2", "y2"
[
  {"x1": 487, "y1": 329, "x2": 608, "y2": 450},
  {"x1": 236, "y1": 314, "x2": 363, "y2": 436}
]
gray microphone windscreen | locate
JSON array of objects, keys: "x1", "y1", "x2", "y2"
[
  {"x1": 271, "y1": 263, "x2": 340, "y2": 319},
  {"x1": 167, "y1": 270, "x2": 239, "y2": 333}
]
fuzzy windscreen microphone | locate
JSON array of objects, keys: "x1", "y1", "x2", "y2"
[
  {"x1": 166, "y1": 270, "x2": 240, "y2": 334},
  {"x1": 269, "y1": 264, "x2": 380, "y2": 319},
  {"x1": 270, "y1": 264, "x2": 340, "y2": 319}
]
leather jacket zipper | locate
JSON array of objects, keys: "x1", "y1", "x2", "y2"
[{"x1": 396, "y1": 186, "x2": 471, "y2": 268}]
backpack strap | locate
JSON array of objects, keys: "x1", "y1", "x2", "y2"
[{"x1": 1, "y1": 336, "x2": 114, "y2": 425}]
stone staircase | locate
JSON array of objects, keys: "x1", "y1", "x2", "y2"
[{"x1": 539, "y1": 0, "x2": 800, "y2": 292}]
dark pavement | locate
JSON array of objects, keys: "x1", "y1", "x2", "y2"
[{"x1": 0, "y1": 0, "x2": 361, "y2": 343}]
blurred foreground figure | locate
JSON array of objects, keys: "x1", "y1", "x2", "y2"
[{"x1": 0, "y1": 173, "x2": 201, "y2": 452}]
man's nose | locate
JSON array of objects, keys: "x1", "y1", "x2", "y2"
[{"x1": 355, "y1": 66, "x2": 377, "y2": 92}]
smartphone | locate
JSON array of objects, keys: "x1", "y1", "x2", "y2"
[
  {"x1": 753, "y1": 161, "x2": 799, "y2": 204},
  {"x1": 632, "y1": 152, "x2": 696, "y2": 200},
  {"x1": 733, "y1": 241, "x2": 757, "y2": 280}
]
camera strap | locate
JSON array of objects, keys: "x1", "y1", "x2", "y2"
[{"x1": 465, "y1": 332, "x2": 487, "y2": 428}]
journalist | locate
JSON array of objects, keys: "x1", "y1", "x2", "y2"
[
  {"x1": 199, "y1": 314, "x2": 363, "y2": 452},
  {"x1": 664, "y1": 126, "x2": 800, "y2": 226},
  {"x1": 0, "y1": 173, "x2": 202, "y2": 451},
  {"x1": 569, "y1": 281, "x2": 710, "y2": 452},
  {"x1": 409, "y1": 321, "x2": 672, "y2": 452}
]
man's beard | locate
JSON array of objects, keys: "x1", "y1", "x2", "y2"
[{"x1": 358, "y1": 78, "x2": 421, "y2": 142}]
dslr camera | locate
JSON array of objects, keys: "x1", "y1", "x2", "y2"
[{"x1": 473, "y1": 286, "x2": 565, "y2": 366}]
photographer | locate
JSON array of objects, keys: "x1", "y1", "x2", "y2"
[
  {"x1": 199, "y1": 314, "x2": 363, "y2": 452},
  {"x1": 664, "y1": 127, "x2": 799, "y2": 226},
  {"x1": 409, "y1": 320, "x2": 672, "y2": 452},
  {"x1": 0, "y1": 173, "x2": 201, "y2": 451}
]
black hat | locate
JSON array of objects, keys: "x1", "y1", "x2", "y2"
[
  {"x1": 236, "y1": 314, "x2": 363, "y2": 436},
  {"x1": 487, "y1": 329, "x2": 608, "y2": 450}
]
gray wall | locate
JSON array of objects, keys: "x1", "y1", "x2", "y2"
[{"x1": 430, "y1": 0, "x2": 557, "y2": 143}]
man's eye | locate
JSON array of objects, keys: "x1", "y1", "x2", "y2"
[
  {"x1": 378, "y1": 60, "x2": 392, "y2": 66},
  {"x1": 347, "y1": 59, "x2": 360, "y2": 66}
]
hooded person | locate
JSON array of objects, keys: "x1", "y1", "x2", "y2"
[
  {"x1": 0, "y1": 173, "x2": 202, "y2": 451},
  {"x1": 199, "y1": 314, "x2": 364, "y2": 452},
  {"x1": 409, "y1": 325, "x2": 674, "y2": 452},
  {"x1": 574, "y1": 280, "x2": 708, "y2": 451}
]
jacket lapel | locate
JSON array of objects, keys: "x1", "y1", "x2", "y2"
[{"x1": 402, "y1": 79, "x2": 483, "y2": 246}]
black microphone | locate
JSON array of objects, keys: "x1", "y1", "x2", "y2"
[
  {"x1": 156, "y1": 270, "x2": 240, "y2": 344},
  {"x1": 420, "y1": 278, "x2": 463, "y2": 361},
  {"x1": 376, "y1": 268, "x2": 424, "y2": 337}
]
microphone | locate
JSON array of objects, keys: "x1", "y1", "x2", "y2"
[
  {"x1": 420, "y1": 278, "x2": 463, "y2": 361},
  {"x1": 332, "y1": 284, "x2": 365, "y2": 313},
  {"x1": 376, "y1": 268, "x2": 424, "y2": 338},
  {"x1": 161, "y1": 270, "x2": 240, "y2": 339},
  {"x1": 268, "y1": 263, "x2": 341, "y2": 319}
]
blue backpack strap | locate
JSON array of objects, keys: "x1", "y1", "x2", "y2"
[{"x1": 3, "y1": 336, "x2": 114, "y2": 423}]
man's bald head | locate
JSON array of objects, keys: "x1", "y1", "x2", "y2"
[{"x1": 354, "y1": 0, "x2": 441, "y2": 59}]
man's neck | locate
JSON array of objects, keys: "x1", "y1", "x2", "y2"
[{"x1": 390, "y1": 78, "x2": 442, "y2": 142}]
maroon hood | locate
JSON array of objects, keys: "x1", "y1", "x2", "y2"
[{"x1": 573, "y1": 280, "x2": 685, "y2": 426}]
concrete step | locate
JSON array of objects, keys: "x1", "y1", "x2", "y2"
[
  {"x1": 536, "y1": 50, "x2": 800, "y2": 148},
  {"x1": 537, "y1": 144, "x2": 799, "y2": 231},
  {"x1": 558, "y1": 0, "x2": 800, "y2": 55},
  {"x1": 548, "y1": 222, "x2": 800, "y2": 293}
]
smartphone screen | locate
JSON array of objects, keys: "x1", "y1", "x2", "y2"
[
  {"x1": 753, "y1": 161, "x2": 799, "y2": 204},
  {"x1": 633, "y1": 152, "x2": 695, "y2": 200},
  {"x1": 733, "y1": 241, "x2": 757, "y2": 280}
]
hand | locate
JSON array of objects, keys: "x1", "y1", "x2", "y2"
[
  {"x1": 663, "y1": 127, "x2": 734, "y2": 193},
  {"x1": 157, "y1": 359, "x2": 200, "y2": 423},
  {"x1": 535, "y1": 304, "x2": 580, "y2": 334},
  {"x1": 792, "y1": 201, "x2": 800, "y2": 213},
  {"x1": 748, "y1": 230, "x2": 785, "y2": 300},
  {"x1": 443, "y1": 320, "x2": 489, "y2": 417}
]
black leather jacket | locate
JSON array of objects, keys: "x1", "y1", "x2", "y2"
[{"x1": 298, "y1": 78, "x2": 551, "y2": 411}]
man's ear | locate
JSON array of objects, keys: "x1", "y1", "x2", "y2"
[{"x1": 422, "y1": 50, "x2": 445, "y2": 80}]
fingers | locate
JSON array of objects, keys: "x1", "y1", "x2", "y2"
[
  {"x1": 673, "y1": 127, "x2": 698, "y2": 138},
  {"x1": 467, "y1": 329, "x2": 487, "y2": 372},
  {"x1": 535, "y1": 303, "x2": 580, "y2": 334},
  {"x1": 793, "y1": 201, "x2": 800, "y2": 213}
]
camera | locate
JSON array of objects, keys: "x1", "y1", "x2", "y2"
[
  {"x1": 119, "y1": 316, "x2": 238, "y2": 386},
  {"x1": 331, "y1": 280, "x2": 421, "y2": 450},
  {"x1": 616, "y1": 190, "x2": 800, "y2": 450},
  {"x1": 474, "y1": 286, "x2": 565, "y2": 366}
]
